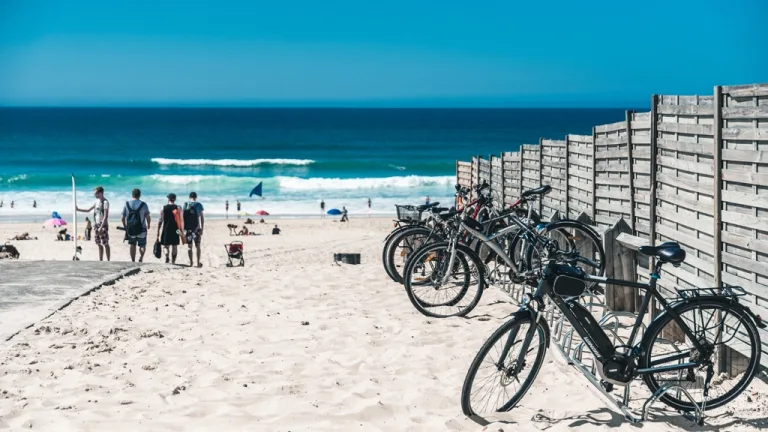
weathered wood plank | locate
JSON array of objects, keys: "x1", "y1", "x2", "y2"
[
  {"x1": 721, "y1": 230, "x2": 768, "y2": 255},
  {"x1": 721, "y1": 190, "x2": 768, "y2": 210},
  {"x1": 595, "y1": 121, "x2": 627, "y2": 133},
  {"x1": 595, "y1": 188, "x2": 632, "y2": 200},
  {"x1": 595, "y1": 161, "x2": 630, "y2": 172},
  {"x1": 722, "y1": 210, "x2": 768, "y2": 232},
  {"x1": 657, "y1": 122, "x2": 714, "y2": 135},
  {"x1": 721, "y1": 170, "x2": 768, "y2": 187},
  {"x1": 568, "y1": 146, "x2": 593, "y2": 157},
  {"x1": 722, "y1": 127, "x2": 768, "y2": 141},
  {"x1": 657, "y1": 104, "x2": 715, "y2": 116},
  {"x1": 655, "y1": 223, "x2": 713, "y2": 255},
  {"x1": 657, "y1": 172, "x2": 713, "y2": 194},
  {"x1": 567, "y1": 156, "x2": 593, "y2": 168},
  {"x1": 656, "y1": 189, "x2": 714, "y2": 213},
  {"x1": 656, "y1": 207, "x2": 713, "y2": 233},
  {"x1": 596, "y1": 202, "x2": 632, "y2": 214},
  {"x1": 630, "y1": 120, "x2": 652, "y2": 130},
  {"x1": 657, "y1": 138, "x2": 714, "y2": 155},
  {"x1": 722, "y1": 106, "x2": 768, "y2": 119},
  {"x1": 721, "y1": 251, "x2": 768, "y2": 281},
  {"x1": 721, "y1": 149, "x2": 768, "y2": 163},
  {"x1": 722, "y1": 83, "x2": 768, "y2": 97},
  {"x1": 595, "y1": 176, "x2": 631, "y2": 186},
  {"x1": 657, "y1": 155, "x2": 715, "y2": 175},
  {"x1": 567, "y1": 134, "x2": 593, "y2": 142},
  {"x1": 595, "y1": 149, "x2": 629, "y2": 159},
  {"x1": 595, "y1": 135, "x2": 628, "y2": 146}
]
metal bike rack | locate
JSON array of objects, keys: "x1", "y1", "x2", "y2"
[{"x1": 502, "y1": 285, "x2": 706, "y2": 426}]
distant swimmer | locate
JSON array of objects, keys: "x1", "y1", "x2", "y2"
[
  {"x1": 320, "y1": 199, "x2": 325, "y2": 218},
  {"x1": 10, "y1": 201, "x2": 14, "y2": 208},
  {"x1": 33, "y1": 200, "x2": 37, "y2": 208},
  {"x1": 225, "y1": 200, "x2": 229, "y2": 219}
]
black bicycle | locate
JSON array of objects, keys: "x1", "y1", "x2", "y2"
[{"x1": 461, "y1": 241, "x2": 765, "y2": 417}]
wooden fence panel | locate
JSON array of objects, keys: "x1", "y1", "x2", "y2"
[
  {"x1": 594, "y1": 120, "x2": 632, "y2": 228},
  {"x1": 478, "y1": 156, "x2": 491, "y2": 187},
  {"x1": 540, "y1": 139, "x2": 568, "y2": 219},
  {"x1": 502, "y1": 151, "x2": 521, "y2": 205},
  {"x1": 719, "y1": 83, "x2": 768, "y2": 369},
  {"x1": 631, "y1": 111, "x2": 653, "y2": 240},
  {"x1": 654, "y1": 94, "x2": 716, "y2": 298},
  {"x1": 471, "y1": 156, "x2": 479, "y2": 201},
  {"x1": 457, "y1": 160, "x2": 472, "y2": 189},
  {"x1": 490, "y1": 154, "x2": 503, "y2": 207},
  {"x1": 521, "y1": 144, "x2": 542, "y2": 214},
  {"x1": 567, "y1": 134, "x2": 594, "y2": 219}
]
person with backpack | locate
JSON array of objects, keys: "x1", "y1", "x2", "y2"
[
  {"x1": 183, "y1": 191, "x2": 205, "y2": 267},
  {"x1": 121, "y1": 188, "x2": 151, "y2": 262},
  {"x1": 156, "y1": 193, "x2": 183, "y2": 264},
  {"x1": 76, "y1": 186, "x2": 110, "y2": 261}
]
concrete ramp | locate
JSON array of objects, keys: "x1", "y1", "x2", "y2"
[{"x1": 0, "y1": 261, "x2": 154, "y2": 343}]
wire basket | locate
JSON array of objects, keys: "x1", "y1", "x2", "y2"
[{"x1": 395, "y1": 205, "x2": 423, "y2": 222}]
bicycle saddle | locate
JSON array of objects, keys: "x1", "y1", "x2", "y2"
[
  {"x1": 638, "y1": 242, "x2": 686, "y2": 264},
  {"x1": 521, "y1": 185, "x2": 552, "y2": 198}
]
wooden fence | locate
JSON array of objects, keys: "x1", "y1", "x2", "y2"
[{"x1": 455, "y1": 83, "x2": 768, "y2": 371}]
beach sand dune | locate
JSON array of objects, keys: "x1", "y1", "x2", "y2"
[{"x1": 0, "y1": 219, "x2": 765, "y2": 431}]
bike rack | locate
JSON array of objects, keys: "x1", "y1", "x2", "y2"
[{"x1": 502, "y1": 283, "x2": 706, "y2": 426}]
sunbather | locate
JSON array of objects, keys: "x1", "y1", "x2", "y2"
[{"x1": 11, "y1": 232, "x2": 37, "y2": 241}]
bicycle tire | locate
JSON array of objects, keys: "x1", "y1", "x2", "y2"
[
  {"x1": 461, "y1": 312, "x2": 549, "y2": 416},
  {"x1": 382, "y1": 224, "x2": 416, "y2": 280},
  {"x1": 384, "y1": 226, "x2": 442, "y2": 284},
  {"x1": 402, "y1": 242, "x2": 485, "y2": 318},
  {"x1": 639, "y1": 298, "x2": 762, "y2": 411},
  {"x1": 524, "y1": 219, "x2": 606, "y2": 278}
]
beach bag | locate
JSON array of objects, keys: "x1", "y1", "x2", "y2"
[
  {"x1": 183, "y1": 202, "x2": 199, "y2": 230},
  {"x1": 153, "y1": 240, "x2": 162, "y2": 259},
  {"x1": 125, "y1": 201, "x2": 146, "y2": 237}
]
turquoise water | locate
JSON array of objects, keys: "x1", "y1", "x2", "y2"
[{"x1": 0, "y1": 108, "x2": 626, "y2": 218}]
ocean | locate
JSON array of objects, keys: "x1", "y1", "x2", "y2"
[{"x1": 0, "y1": 108, "x2": 627, "y2": 220}]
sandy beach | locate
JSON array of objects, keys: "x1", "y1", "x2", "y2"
[{"x1": 0, "y1": 217, "x2": 765, "y2": 431}]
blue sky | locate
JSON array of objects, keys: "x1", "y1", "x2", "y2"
[{"x1": 0, "y1": 0, "x2": 765, "y2": 107}]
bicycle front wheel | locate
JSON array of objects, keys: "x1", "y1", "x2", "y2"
[
  {"x1": 640, "y1": 298, "x2": 762, "y2": 411},
  {"x1": 461, "y1": 314, "x2": 548, "y2": 416}
]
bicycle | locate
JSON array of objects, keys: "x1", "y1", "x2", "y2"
[
  {"x1": 401, "y1": 185, "x2": 605, "y2": 318},
  {"x1": 461, "y1": 241, "x2": 766, "y2": 419}
]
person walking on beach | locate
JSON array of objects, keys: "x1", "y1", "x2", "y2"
[
  {"x1": 320, "y1": 199, "x2": 325, "y2": 218},
  {"x1": 225, "y1": 200, "x2": 229, "y2": 219},
  {"x1": 183, "y1": 192, "x2": 205, "y2": 268},
  {"x1": 76, "y1": 186, "x2": 110, "y2": 261},
  {"x1": 236, "y1": 200, "x2": 241, "y2": 219},
  {"x1": 157, "y1": 193, "x2": 182, "y2": 264},
  {"x1": 0, "y1": 201, "x2": 3, "y2": 208},
  {"x1": 32, "y1": 200, "x2": 36, "y2": 208},
  {"x1": 10, "y1": 201, "x2": 14, "y2": 209},
  {"x1": 425, "y1": 195, "x2": 430, "y2": 205},
  {"x1": 85, "y1": 217, "x2": 92, "y2": 241},
  {"x1": 122, "y1": 188, "x2": 151, "y2": 263},
  {"x1": 340, "y1": 206, "x2": 349, "y2": 222}
]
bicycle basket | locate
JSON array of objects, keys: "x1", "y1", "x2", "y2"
[{"x1": 395, "y1": 205, "x2": 422, "y2": 221}]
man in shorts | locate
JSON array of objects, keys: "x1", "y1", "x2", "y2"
[
  {"x1": 183, "y1": 192, "x2": 205, "y2": 267},
  {"x1": 77, "y1": 186, "x2": 111, "y2": 261},
  {"x1": 121, "y1": 188, "x2": 151, "y2": 262}
]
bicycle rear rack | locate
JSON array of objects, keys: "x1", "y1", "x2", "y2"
[{"x1": 502, "y1": 282, "x2": 706, "y2": 426}]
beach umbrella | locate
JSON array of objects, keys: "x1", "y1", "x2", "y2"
[
  {"x1": 43, "y1": 218, "x2": 67, "y2": 227},
  {"x1": 51, "y1": 211, "x2": 62, "y2": 219},
  {"x1": 327, "y1": 208, "x2": 342, "y2": 215},
  {"x1": 256, "y1": 210, "x2": 269, "y2": 216}
]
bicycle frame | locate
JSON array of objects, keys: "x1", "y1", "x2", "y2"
[{"x1": 505, "y1": 260, "x2": 716, "y2": 380}]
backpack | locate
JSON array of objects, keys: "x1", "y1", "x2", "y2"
[
  {"x1": 125, "y1": 201, "x2": 146, "y2": 237},
  {"x1": 183, "y1": 202, "x2": 199, "y2": 230}
]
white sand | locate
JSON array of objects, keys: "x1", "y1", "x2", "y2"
[{"x1": 0, "y1": 218, "x2": 765, "y2": 431}]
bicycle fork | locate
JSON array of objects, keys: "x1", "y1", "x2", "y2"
[{"x1": 498, "y1": 302, "x2": 542, "y2": 379}]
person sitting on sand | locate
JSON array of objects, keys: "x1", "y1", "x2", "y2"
[
  {"x1": 272, "y1": 224, "x2": 281, "y2": 235},
  {"x1": 259, "y1": 218, "x2": 265, "y2": 223},
  {"x1": 56, "y1": 228, "x2": 67, "y2": 241},
  {"x1": 238, "y1": 225, "x2": 250, "y2": 236},
  {"x1": 244, "y1": 218, "x2": 254, "y2": 225}
]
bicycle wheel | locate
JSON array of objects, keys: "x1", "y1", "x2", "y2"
[
  {"x1": 385, "y1": 226, "x2": 442, "y2": 284},
  {"x1": 640, "y1": 298, "x2": 762, "y2": 411},
  {"x1": 524, "y1": 220, "x2": 605, "y2": 281},
  {"x1": 402, "y1": 242, "x2": 484, "y2": 318},
  {"x1": 382, "y1": 224, "x2": 416, "y2": 280},
  {"x1": 461, "y1": 314, "x2": 549, "y2": 416}
]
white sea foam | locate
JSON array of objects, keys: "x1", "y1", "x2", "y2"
[
  {"x1": 151, "y1": 158, "x2": 315, "y2": 167},
  {"x1": 275, "y1": 175, "x2": 454, "y2": 190}
]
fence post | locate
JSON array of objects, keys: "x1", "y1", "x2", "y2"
[
  {"x1": 648, "y1": 94, "x2": 659, "y2": 317},
  {"x1": 625, "y1": 110, "x2": 636, "y2": 234},
  {"x1": 713, "y1": 85, "x2": 726, "y2": 372},
  {"x1": 564, "y1": 135, "x2": 570, "y2": 218},
  {"x1": 590, "y1": 127, "x2": 597, "y2": 221},
  {"x1": 538, "y1": 138, "x2": 544, "y2": 216},
  {"x1": 602, "y1": 218, "x2": 638, "y2": 312}
]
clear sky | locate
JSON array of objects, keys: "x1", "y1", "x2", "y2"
[{"x1": 0, "y1": 0, "x2": 765, "y2": 107}]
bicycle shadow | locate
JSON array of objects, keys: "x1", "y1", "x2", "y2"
[{"x1": 466, "y1": 407, "x2": 626, "y2": 429}]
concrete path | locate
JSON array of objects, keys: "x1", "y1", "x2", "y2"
[{"x1": 0, "y1": 261, "x2": 156, "y2": 344}]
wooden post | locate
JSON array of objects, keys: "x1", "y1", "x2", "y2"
[
  {"x1": 564, "y1": 135, "x2": 570, "y2": 218},
  {"x1": 713, "y1": 85, "x2": 726, "y2": 372},
  {"x1": 538, "y1": 138, "x2": 544, "y2": 216},
  {"x1": 591, "y1": 127, "x2": 597, "y2": 221},
  {"x1": 649, "y1": 94, "x2": 659, "y2": 317},
  {"x1": 602, "y1": 218, "x2": 637, "y2": 312},
  {"x1": 626, "y1": 110, "x2": 636, "y2": 234}
]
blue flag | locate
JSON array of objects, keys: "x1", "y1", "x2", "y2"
[{"x1": 250, "y1": 182, "x2": 263, "y2": 197}]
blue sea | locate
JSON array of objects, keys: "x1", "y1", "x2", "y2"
[{"x1": 0, "y1": 108, "x2": 626, "y2": 219}]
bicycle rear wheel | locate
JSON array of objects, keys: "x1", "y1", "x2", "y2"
[
  {"x1": 402, "y1": 242, "x2": 484, "y2": 318},
  {"x1": 640, "y1": 299, "x2": 762, "y2": 411},
  {"x1": 385, "y1": 226, "x2": 441, "y2": 284},
  {"x1": 461, "y1": 315, "x2": 548, "y2": 416}
]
